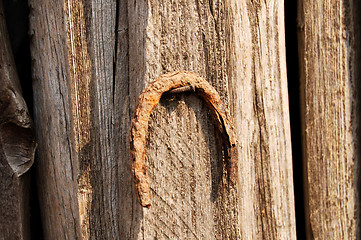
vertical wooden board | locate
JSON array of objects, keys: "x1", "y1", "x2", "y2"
[
  {"x1": 226, "y1": 0, "x2": 296, "y2": 239},
  {"x1": 124, "y1": 0, "x2": 239, "y2": 239},
  {"x1": 30, "y1": 1, "x2": 81, "y2": 239},
  {"x1": 115, "y1": 0, "x2": 139, "y2": 238},
  {"x1": 298, "y1": 0, "x2": 361, "y2": 238},
  {"x1": 30, "y1": 0, "x2": 119, "y2": 239},
  {"x1": 81, "y1": 1, "x2": 118, "y2": 239},
  {"x1": 123, "y1": 0, "x2": 296, "y2": 239}
]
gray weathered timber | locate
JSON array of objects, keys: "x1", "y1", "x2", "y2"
[
  {"x1": 30, "y1": 0, "x2": 118, "y2": 239},
  {"x1": 0, "y1": 1, "x2": 36, "y2": 239},
  {"x1": 122, "y1": 1, "x2": 241, "y2": 238},
  {"x1": 226, "y1": 1, "x2": 296, "y2": 239},
  {"x1": 30, "y1": 0, "x2": 296, "y2": 239},
  {"x1": 298, "y1": 0, "x2": 361, "y2": 238},
  {"x1": 30, "y1": 0, "x2": 81, "y2": 238},
  {"x1": 123, "y1": 0, "x2": 296, "y2": 239}
]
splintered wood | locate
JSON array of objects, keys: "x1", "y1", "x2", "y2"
[{"x1": 129, "y1": 71, "x2": 238, "y2": 208}]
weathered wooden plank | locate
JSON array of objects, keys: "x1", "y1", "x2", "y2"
[
  {"x1": 123, "y1": 1, "x2": 240, "y2": 239},
  {"x1": 298, "y1": 0, "x2": 361, "y2": 238},
  {"x1": 30, "y1": 0, "x2": 296, "y2": 239},
  {"x1": 81, "y1": 1, "x2": 118, "y2": 239},
  {"x1": 123, "y1": 0, "x2": 296, "y2": 239},
  {"x1": 30, "y1": 1, "x2": 82, "y2": 238},
  {"x1": 0, "y1": 1, "x2": 36, "y2": 239},
  {"x1": 30, "y1": 0, "x2": 119, "y2": 239},
  {"x1": 226, "y1": 1, "x2": 296, "y2": 239}
]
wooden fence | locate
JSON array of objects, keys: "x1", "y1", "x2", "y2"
[{"x1": 0, "y1": 0, "x2": 359, "y2": 239}]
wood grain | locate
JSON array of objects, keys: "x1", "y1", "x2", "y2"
[
  {"x1": 124, "y1": 0, "x2": 296, "y2": 238},
  {"x1": 298, "y1": 0, "x2": 361, "y2": 238},
  {"x1": 124, "y1": 1, "x2": 240, "y2": 238},
  {"x1": 30, "y1": 0, "x2": 296, "y2": 239},
  {"x1": 227, "y1": 1, "x2": 297, "y2": 239},
  {"x1": 30, "y1": 0, "x2": 81, "y2": 238}
]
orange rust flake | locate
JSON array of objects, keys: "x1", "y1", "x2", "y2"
[{"x1": 129, "y1": 71, "x2": 238, "y2": 208}]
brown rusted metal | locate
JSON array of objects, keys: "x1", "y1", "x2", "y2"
[
  {"x1": 129, "y1": 71, "x2": 238, "y2": 208},
  {"x1": 164, "y1": 84, "x2": 196, "y2": 95}
]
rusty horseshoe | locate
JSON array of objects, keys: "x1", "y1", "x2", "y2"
[{"x1": 129, "y1": 71, "x2": 238, "y2": 208}]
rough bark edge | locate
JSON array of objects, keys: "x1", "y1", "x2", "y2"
[
  {"x1": 0, "y1": 0, "x2": 36, "y2": 177},
  {"x1": 129, "y1": 71, "x2": 238, "y2": 207}
]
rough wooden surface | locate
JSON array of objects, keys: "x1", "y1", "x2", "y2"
[
  {"x1": 30, "y1": 0, "x2": 85, "y2": 238},
  {"x1": 227, "y1": 1, "x2": 297, "y2": 239},
  {"x1": 30, "y1": 0, "x2": 296, "y2": 239},
  {"x1": 0, "y1": 1, "x2": 36, "y2": 239},
  {"x1": 121, "y1": 1, "x2": 241, "y2": 238},
  {"x1": 123, "y1": 0, "x2": 296, "y2": 239},
  {"x1": 30, "y1": 0, "x2": 118, "y2": 239},
  {"x1": 298, "y1": 0, "x2": 361, "y2": 238}
]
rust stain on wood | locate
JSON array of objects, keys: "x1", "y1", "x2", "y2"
[
  {"x1": 129, "y1": 71, "x2": 238, "y2": 208},
  {"x1": 65, "y1": 0, "x2": 91, "y2": 152}
]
